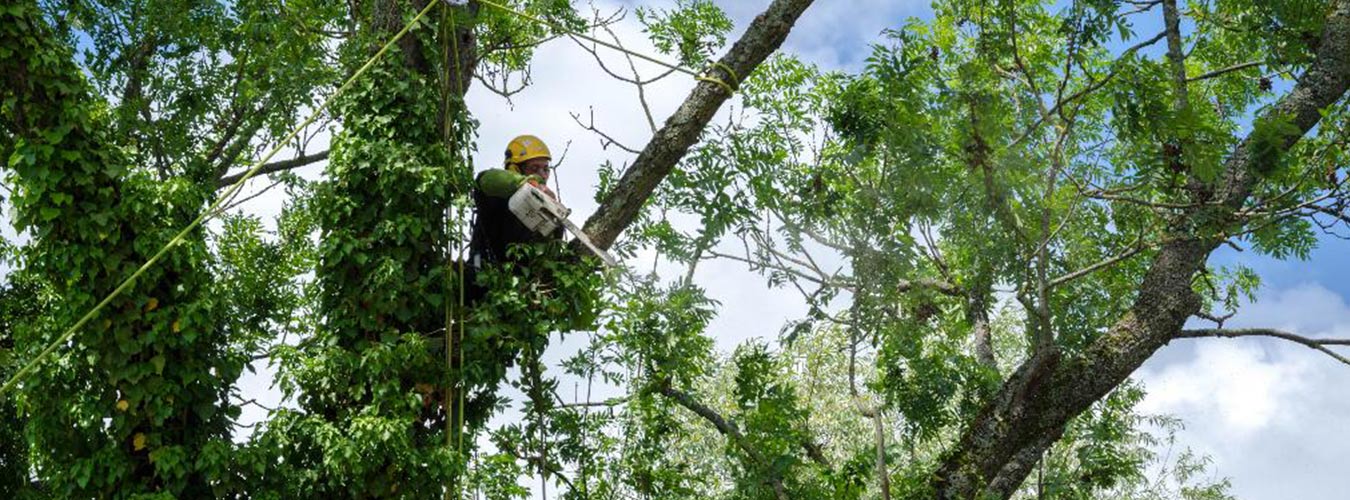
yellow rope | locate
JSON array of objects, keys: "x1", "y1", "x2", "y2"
[
  {"x1": 473, "y1": 0, "x2": 739, "y2": 94},
  {"x1": 445, "y1": 6, "x2": 469, "y2": 500},
  {"x1": 0, "y1": 0, "x2": 442, "y2": 399}
]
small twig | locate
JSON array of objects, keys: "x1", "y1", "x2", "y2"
[
  {"x1": 232, "y1": 397, "x2": 278, "y2": 413},
  {"x1": 571, "y1": 108, "x2": 641, "y2": 154},
  {"x1": 604, "y1": 23, "x2": 659, "y2": 132},
  {"x1": 475, "y1": 67, "x2": 532, "y2": 102},
  {"x1": 1194, "y1": 310, "x2": 1236, "y2": 328},
  {"x1": 1120, "y1": 0, "x2": 1163, "y2": 16}
]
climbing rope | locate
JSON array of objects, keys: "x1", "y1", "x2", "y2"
[
  {"x1": 443, "y1": 5, "x2": 470, "y2": 499},
  {"x1": 472, "y1": 0, "x2": 740, "y2": 94},
  {"x1": 0, "y1": 0, "x2": 443, "y2": 398}
]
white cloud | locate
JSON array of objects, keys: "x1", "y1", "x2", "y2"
[
  {"x1": 1139, "y1": 340, "x2": 1305, "y2": 437},
  {"x1": 1138, "y1": 283, "x2": 1350, "y2": 500}
]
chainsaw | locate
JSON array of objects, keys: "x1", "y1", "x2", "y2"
[{"x1": 508, "y1": 183, "x2": 620, "y2": 268}]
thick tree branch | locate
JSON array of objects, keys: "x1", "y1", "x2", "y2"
[
  {"x1": 216, "y1": 149, "x2": 329, "y2": 188},
  {"x1": 579, "y1": 0, "x2": 818, "y2": 250},
  {"x1": 1162, "y1": 0, "x2": 1191, "y2": 113}
]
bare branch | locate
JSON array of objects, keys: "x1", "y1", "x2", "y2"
[
  {"x1": 232, "y1": 397, "x2": 278, "y2": 413},
  {"x1": 1177, "y1": 328, "x2": 1350, "y2": 366},
  {"x1": 1047, "y1": 239, "x2": 1147, "y2": 289},
  {"x1": 603, "y1": 22, "x2": 660, "y2": 132},
  {"x1": 1308, "y1": 203, "x2": 1350, "y2": 225},
  {"x1": 571, "y1": 108, "x2": 641, "y2": 154},
  {"x1": 1193, "y1": 310, "x2": 1236, "y2": 328},
  {"x1": 1187, "y1": 60, "x2": 1264, "y2": 82},
  {"x1": 216, "y1": 150, "x2": 329, "y2": 189},
  {"x1": 1121, "y1": 0, "x2": 1162, "y2": 16},
  {"x1": 660, "y1": 385, "x2": 789, "y2": 499},
  {"x1": 474, "y1": 66, "x2": 532, "y2": 102}
]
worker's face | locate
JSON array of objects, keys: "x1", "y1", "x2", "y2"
[{"x1": 519, "y1": 158, "x2": 551, "y2": 181}]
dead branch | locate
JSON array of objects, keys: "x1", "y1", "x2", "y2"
[{"x1": 217, "y1": 149, "x2": 329, "y2": 188}]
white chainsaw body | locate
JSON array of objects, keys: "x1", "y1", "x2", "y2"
[
  {"x1": 507, "y1": 184, "x2": 619, "y2": 267},
  {"x1": 508, "y1": 183, "x2": 568, "y2": 236}
]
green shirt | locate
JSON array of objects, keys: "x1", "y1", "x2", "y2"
[{"x1": 476, "y1": 169, "x2": 540, "y2": 198}]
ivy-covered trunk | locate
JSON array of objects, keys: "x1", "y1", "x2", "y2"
[
  {"x1": 257, "y1": 0, "x2": 475, "y2": 497},
  {"x1": 1, "y1": 3, "x2": 241, "y2": 497}
]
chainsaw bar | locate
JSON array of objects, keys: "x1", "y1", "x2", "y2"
[{"x1": 557, "y1": 216, "x2": 619, "y2": 268}]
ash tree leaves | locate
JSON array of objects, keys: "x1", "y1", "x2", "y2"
[
  {"x1": 637, "y1": 0, "x2": 734, "y2": 67},
  {"x1": 595, "y1": 0, "x2": 1345, "y2": 496},
  {"x1": 605, "y1": 279, "x2": 718, "y2": 389},
  {"x1": 726, "y1": 343, "x2": 833, "y2": 499}
]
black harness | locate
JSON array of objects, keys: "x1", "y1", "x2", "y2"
[{"x1": 468, "y1": 171, "x2": 562, "y2": 266}]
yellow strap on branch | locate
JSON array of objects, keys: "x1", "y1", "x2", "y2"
[{"x1": 0, "y1": 0, "x2": 443, "y2": 398}]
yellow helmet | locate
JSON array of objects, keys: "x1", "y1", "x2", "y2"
[{"x1": 503, "y1": 135, "x2": 551, "y2": 172}]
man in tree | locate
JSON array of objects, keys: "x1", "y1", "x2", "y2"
[{"x1": 469, "y1": 134, "x2": 564, "y2": 269}]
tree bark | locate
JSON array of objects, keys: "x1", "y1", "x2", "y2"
[
  {"x1": 933, "y1": 2, "x2": 1350, "y2": 497},
  {"x1": 580, "y1": 0, "x2": 819, "y2": 250}
]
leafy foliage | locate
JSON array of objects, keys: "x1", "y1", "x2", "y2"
[
  {"x1": 2, "y1": 0, "x2": 1345, "y2": 497},
  {"x1": 3, "y1": 2, "x2": 242, "y2": 496},
  {"x1": 637, "y1": 0, "x2": 734, "y2": 67}
]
